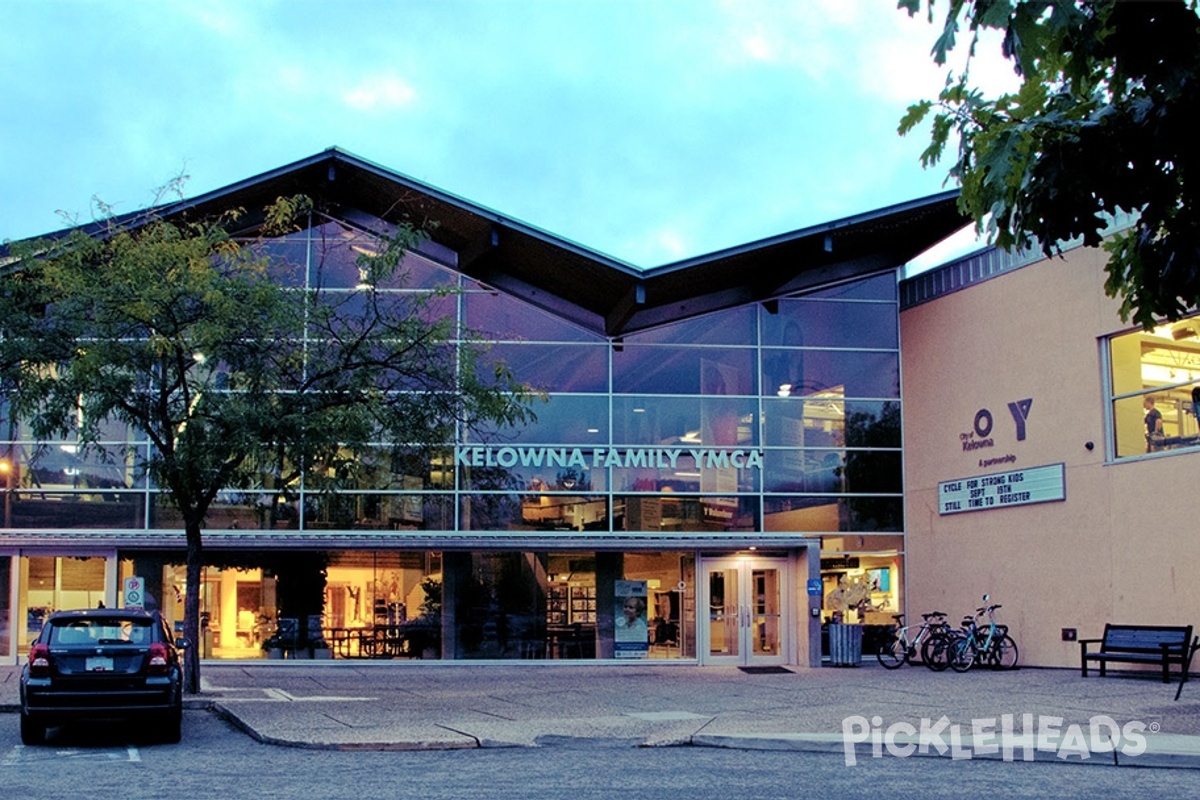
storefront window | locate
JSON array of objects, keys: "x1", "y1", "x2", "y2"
[
  {"x1": 0, "y1": 555, "x2": 11, "y2": 657},
  {"x1": 1108, "y1": 318, "x2": 1200, "y2": 458},
  {"x1": 18, "y1": 555, "x2": 107, "y2": 654},
  {"x1": 818, "y1": 535, "x2": 904, "y2": 663},
  {"x1": 445, "y1": 550, "x2": 694, "y2": 661}
]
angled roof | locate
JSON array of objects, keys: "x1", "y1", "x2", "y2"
[{"x1": 24, "y1": 148, "x2": 968, "y2": 337}]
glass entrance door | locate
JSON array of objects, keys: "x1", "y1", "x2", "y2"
[{"x1": 701, "y1": 557, "x2": 786, "y2": 666}]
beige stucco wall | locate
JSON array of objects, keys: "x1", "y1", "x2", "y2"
[{"x1": 901, "y1": 245, "x2": 1200, "y2": 668}]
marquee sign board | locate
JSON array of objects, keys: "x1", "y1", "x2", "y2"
[{"x1": 938, "y1": 463, "x2": 1065, "y2": 516}]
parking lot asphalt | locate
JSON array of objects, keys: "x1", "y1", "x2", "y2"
[{"x1": 3, "y1": 660, "x2": 1199, "y2": 768}]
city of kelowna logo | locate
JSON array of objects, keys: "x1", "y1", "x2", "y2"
[{"x1": 960, "y1": 399, "x2": 1032, "y2": 452}]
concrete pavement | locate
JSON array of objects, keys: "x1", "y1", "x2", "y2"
[{"x1": 3, "y1": 660, "x2": 1200, "y2": 768}]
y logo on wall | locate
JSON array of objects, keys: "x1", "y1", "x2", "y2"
[{"x1": 960, "y1": 398, "x2": 1032, "y2": 468}]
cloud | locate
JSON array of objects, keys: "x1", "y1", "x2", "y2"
[{"x1": 342, "y1": 72, "x2": 419, "y2": 112}]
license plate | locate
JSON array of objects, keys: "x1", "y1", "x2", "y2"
[{"x1": 85, "y1": 656, "x2": 114, "y2": 672}]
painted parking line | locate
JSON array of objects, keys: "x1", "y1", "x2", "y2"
[{"x1": 3, "y1": 745, "x2": 141, "y2": 765}]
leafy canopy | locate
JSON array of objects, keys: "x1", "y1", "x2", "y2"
[{"x1": 899, "y1": 0, "x2": 1200, "y2": 328}]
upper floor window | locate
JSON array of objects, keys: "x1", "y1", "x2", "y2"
[{"x1": 1108, "y1": 317, "x2": 1200, "y2": 458}]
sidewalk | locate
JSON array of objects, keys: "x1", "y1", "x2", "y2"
[{"x1": 4, "y1": 661, "x2": 1199, "y2": 768}]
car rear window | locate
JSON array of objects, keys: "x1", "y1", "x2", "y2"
[{"x1": 49, "y1": 619, "x2": 153, "y2": 645}]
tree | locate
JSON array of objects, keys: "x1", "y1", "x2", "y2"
[
  {"x1": 0, "y1": 192, "x2": 535, "y2": 692},
  {"x1": 899, "y1": 0, "x2": 1200, "y2": 328}
]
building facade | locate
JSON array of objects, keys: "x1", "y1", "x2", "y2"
[
  {"x1": 901, "y1": 239, "x2": 1200, "y2": 668},
  {"x1": 0, "y1": 148, "x2": 979, "y2": 666}
]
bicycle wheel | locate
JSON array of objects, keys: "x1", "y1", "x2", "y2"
[
  {"x1": 991, "y1": 634, "x2": 1019, "y2": 670},
  {"x1": 877, "y1": 635, "x2": 907, "y2": 669},
  {"x1": 948, "y1": 632, "x2": 976, "y2": 672},
  {"x1": 922, "y1": 632, "x2": 952, "y2": 672}
]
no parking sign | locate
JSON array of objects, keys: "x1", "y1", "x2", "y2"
[{"x1": 123, "y1": 576, "x2": 145, "y2": 609}]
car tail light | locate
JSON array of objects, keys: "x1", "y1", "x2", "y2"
[
  {"x1": 148, "y1": 642, "x2": 170, "y2": 675},
  {"x1": 29, "y1": 643, "x2": 52, "y2": 678}
]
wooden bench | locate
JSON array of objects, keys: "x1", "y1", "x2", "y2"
[{"x1": 1079, "y1": 623, "x2": 1193, "y2": 683}]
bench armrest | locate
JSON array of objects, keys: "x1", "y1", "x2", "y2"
[{"x1": 1078, "y1": 638, "x2": 1103, "y2": 646}]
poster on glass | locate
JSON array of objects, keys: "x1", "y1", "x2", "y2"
[{"x1": 614, "y1": 579, "x2": 648, "y2": 659}]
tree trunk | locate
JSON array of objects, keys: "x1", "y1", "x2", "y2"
[{"x1": 183, "y1": 521, "x2": 204, "y2": 694}]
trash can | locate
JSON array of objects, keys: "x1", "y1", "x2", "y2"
[{"x1": 828, "y1": 623, "x2": 863, "y2": 667}]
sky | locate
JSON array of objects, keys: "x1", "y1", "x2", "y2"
[{"x1": 0, "y1": 0, "x2": 1017, "y2": 271}]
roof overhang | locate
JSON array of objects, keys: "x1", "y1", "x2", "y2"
[{"x1": 16, "y1": 148, "x2": 967, "y2": 337}]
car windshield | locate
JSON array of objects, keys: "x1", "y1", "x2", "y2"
[{"x1": 49, "y1": 618, "x2": 151, "y2": 645}]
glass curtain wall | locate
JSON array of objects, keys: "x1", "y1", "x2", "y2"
[
  {"x1": 2, "y1": 209, "x2": 907, "y2": 659},
  {"x1": 1, "y1": 213, "x2": 905, "y2": 538}
]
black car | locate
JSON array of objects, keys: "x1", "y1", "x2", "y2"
[{"x1": 19, "y1": 608, "x2": 189, "y2": 745}]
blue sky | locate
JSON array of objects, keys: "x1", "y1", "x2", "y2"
[{"x1": 1, "y1": 0, "x2": 1014, "y2": 269}]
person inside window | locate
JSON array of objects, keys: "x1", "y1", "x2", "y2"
[{"x1": 1144, "y1": 396, "x2": 1164, "y2": 451}]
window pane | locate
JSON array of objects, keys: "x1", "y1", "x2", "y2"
[
  {"x1": 1112, "y1": 392, "x2": 1200, "y2": 458},
  {"x1": 806, "y1": 273, "x2": 897, "y2": 301},
  {"x1": 462, "y1": 493, "x2": 609, "y2": 531},
  {"x1": 763, "y1": 398, "x2": 900, "y2": 449},
  {"x1": 1108, "y1": 319, "x2": 1200, "y2": 459},
  {"x1": 612, "y1": 449, "x2": 760, "y2": 493},
  {"x1": 244, "y1": 234, "x2": 307, "y2": 288},
  {"x1": 22, "y1": 443, "x2": 148, "y2": 491},
  {"x1": 478, "y1": 343, "x2": 608, "y2": 393},
  {"x1": 308, "y1": 223, "x2": 458, "y2": 290},
  {"x1": 11, "y1": 491, "x2": 145, "y2": 529},
  {"x1": 762, "y1": 350, "x2": 898, "y2": 399},
  {"x1": 763, "y1": 450, "x2": 844, "y2": 493},
  {"x1": 460, "y1": 453, "x2": 607, "y2": 493},
  {"x1": 764, "y1": 495, "x2": 902, "y2": 533},
  {"x1": 470, "y1": 394, "x2": 609, "y2": 444},
  {"x1": 612, "y1": 396, "x2": 758, "y2": 446},
  {"x1": 761, "y1": 299, "x2": 898, "y2": 349},
  {"x1": 619, "y1": 494, "x2": 758, "y2": 532},
  {"x1": 613, "y1": 346, "x2": 755, "y2": 395},
  {"x1": 625, "y1": 307, "x2": 756, "y2": 346},
  {"x1": 463, "y1": 292, "x2": 601, "y2": 343}
]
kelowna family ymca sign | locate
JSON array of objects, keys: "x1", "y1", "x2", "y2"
[{"x1": 454, "y1": 446, "x2": 764, "y2": 470}]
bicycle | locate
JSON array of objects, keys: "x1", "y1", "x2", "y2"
[
  {"x1": 947, "y1": 596, "x2": 1019, "y2": 672},
  {"x1": 876, "y1": 611, "x2": 949, "y2": 669}
]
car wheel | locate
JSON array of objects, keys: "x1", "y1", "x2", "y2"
[
  {"x1": 20, "y1": 712, "x2": 46, "y2": 746},
  {"x1": 161, "y1": 707, "x2": 182, "y2": 744}
]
